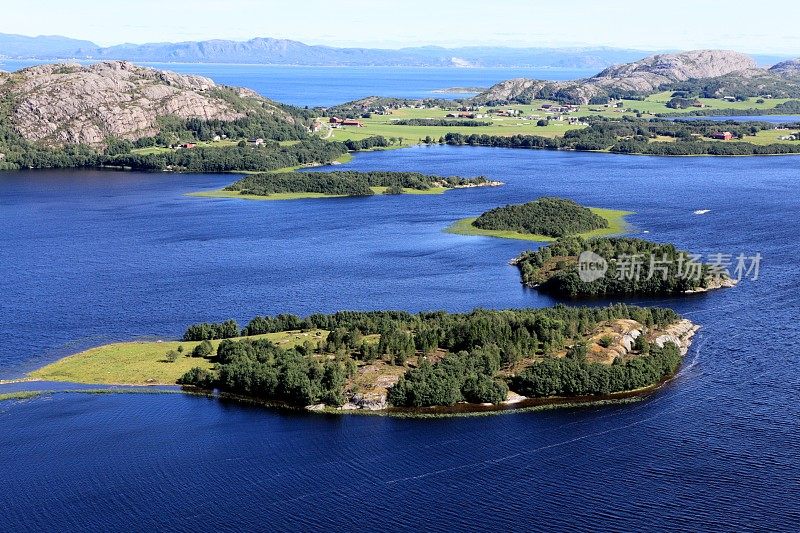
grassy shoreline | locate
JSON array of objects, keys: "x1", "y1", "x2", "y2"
[
  {"x1": 27, "y1": 330, "x2": 326, "y2": 386},
  {"x1": 445, "y1": 207, "x2": 632, "y2": 242}
]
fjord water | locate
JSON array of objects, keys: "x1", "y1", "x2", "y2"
[{"x1": 2, "y1": 146, "x2": 800, "y2": 531}]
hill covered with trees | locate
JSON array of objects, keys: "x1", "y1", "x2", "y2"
[
  {"x1": 514, "y1": 236, "x2": 735, "y2": 297},
  {"x1": 472, "y1": 197, "x2": 608, "y2": 238}
]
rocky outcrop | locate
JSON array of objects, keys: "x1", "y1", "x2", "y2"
[
  {"x1": 592, "y1": 50, "x2": 756, "y2": 91},
  {"x1": 341, "y1": 393, "x2": 388, "y2": 411},
  {"x1": 591, "y1": 318, "x2": 698, "y2": 363},
  {"x1": 653, "y1": 319, "x2": 700, "y2": 356},
  {"x1": 474, "y1": 50, "x2": 775, "y2": 105},
  {"x1": 0, "y1": 61, "x2": 294, "y2": 146}
]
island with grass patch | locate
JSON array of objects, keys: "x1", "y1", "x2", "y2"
[
  {"x1": 447, "y1": 197, "x2": 631, "y2": 241},
  {"x1": 26, "y1": 306, "x2": 699, "y2": 414},
  {"x1": 514, "y1": 236, "x2": 738, "y2": 297}
]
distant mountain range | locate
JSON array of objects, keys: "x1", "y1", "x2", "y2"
[{"x1": 0, "y1": 33, "x2": 650, "y2": 68}]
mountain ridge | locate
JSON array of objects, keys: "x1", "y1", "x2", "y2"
[
  {"x1": 0, "y1": 33, "x2": 656, "y2": 68},
  {"x1": 474, "y1": 49, "x2": 800, "y2": 104}
]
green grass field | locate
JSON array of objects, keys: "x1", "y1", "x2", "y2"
[
  {"x1": 446, "y1": 207, "x2": 633, "y2": 242},
  {"x1": 326, "y1": 105, "x2": 584, "y2": 146},
  {"x1": 620, "y1": 91, "x2": 794, "y2": 115},
  {"x1": 28, "y1": 330, "x2": 327, "y2": 386}
]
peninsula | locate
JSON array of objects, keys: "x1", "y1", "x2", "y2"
[{"x1": 27, "y1": 306, "x2": 697, "y2": 414}]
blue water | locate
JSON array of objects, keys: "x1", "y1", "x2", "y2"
[
  {"x1": 0, "y1": 60, "x2": 593, "y2": 107},
  {"x1": 2, "y1": 146, "x2": 800, "y2": 530}
]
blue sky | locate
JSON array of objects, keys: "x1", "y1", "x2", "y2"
[{"x1": 2, "y1": 0, "x2": 799, "y2": 54}]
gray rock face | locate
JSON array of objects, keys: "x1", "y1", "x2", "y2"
[
  {"x1": 0, "y1": 61, "x2": 292, "y2": 146},
  {"x1": 475, "y1": 50, "x2": 762, "y2": 104},
  {"x1": 770, "y1": 59, "x2": 800, "y2": 77},
  {"x1": 593, "y1": 50, "x2": 756, "y2": 89}
]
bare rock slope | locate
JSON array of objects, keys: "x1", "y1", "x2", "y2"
[
  {"x1": 474, "y1": 50, "x2": 782, "y2": 104},
  {"x1": 0, "y1": 61, "x2": 295, "y2": 146}
]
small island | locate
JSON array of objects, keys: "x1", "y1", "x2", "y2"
[
  {"x1": 514, "y1": 236, "x2": 738, "y2": 297},
  {"x1": 195, "y1": 170, "x2": 502, "y2": 200},
  {"x1": 447, "y1": 197, "x2": 631, "y2": 241},
  {"x1": 28, "y1": 306, "x2": 697, "y2": 414}
]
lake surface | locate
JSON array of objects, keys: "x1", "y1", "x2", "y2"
[
  {"x1": 2, "y1": 146, "x2": 800, "y2": 530},
  {"x1": 0, "y1": 60, "x2": 593, "y2": 107}
]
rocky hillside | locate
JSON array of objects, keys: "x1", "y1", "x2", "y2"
[
  {"x1": 474, "y1": 50, "x2": 800, "y2": 104},
  {"x1": 770, "y1": 59, "x2": 800, "y2": 76},
  {"x1": 0, "y1": 61, "x2": 298, "y2": 146}
]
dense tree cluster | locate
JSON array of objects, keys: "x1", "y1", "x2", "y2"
[
  {"x1": 472, "y1": 197, "x2": 608, "y2": 237},
  {"x1": 444, "y1": 132, "x2": 559, "y2": 150},
  {"x1": 515, "y1": 237, "x2": 714, "y2": 297},
  {"x1": 183, "y1": 320, "x2": 240, "y2": 341},
  {"x1": 210, "y1": 338, "x2": 350, "y2": 406},
  {"x1": 666, "y1": 97, "x2": 701, "y2": 109},
  {"x1": 341, "y1": 135, "x2": 392, "y2": 151},
  {"x1": 388, "y1": 347, "x2": 508, "y2": 407},
  {"x1": 390, "y1": 119, "x2": 492, "y2": 127},
  {"x1": 224, "y1": 170, "x2": 488, "y2": 197},
  {"x1": 179, "y1": 305, "x2": 683, "y2": 408},
  {"x1": 510, "y1": 342, "x2": 681, "y2": 397}
]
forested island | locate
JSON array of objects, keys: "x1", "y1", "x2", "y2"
[
  {"x1": 208, "y1": 170, "x2": 500, "y2": 200},
  {"x1": 474, "y1": 197, "x2": 608, "y2": 237},
  {"x1": 448, "y1": 198, "x2": 630, "y2": 242},
  {"x1": 514, "y1": 237, "x2": 737, "y2": 297},
  {"x1": 29, "y1": 305, "x2": 698, "y2": 414}
]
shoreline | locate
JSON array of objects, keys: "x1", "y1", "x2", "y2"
[{"x1": 7, "y1": 319, "x2": 699, "y2": 418}]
